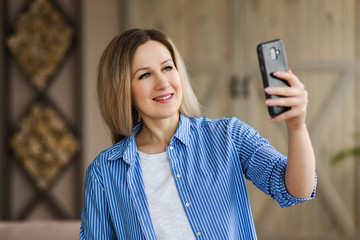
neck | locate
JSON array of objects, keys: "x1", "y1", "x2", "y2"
[{"x1": 136, "y1": 113, "x2": 180, "y2": 154}]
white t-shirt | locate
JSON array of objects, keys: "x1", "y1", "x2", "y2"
[{"x1": 139, "y1": 151, "x2": 195, "y2": 240}]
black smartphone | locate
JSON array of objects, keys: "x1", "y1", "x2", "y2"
[{"x1": 257, "y1": 39, "x2": 290, "y2": 118}]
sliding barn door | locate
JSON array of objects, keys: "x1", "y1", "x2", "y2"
[
  {"x1": 239, "y1": 1, "x2": 360, "y2": 239},
  {"x1": 123, "y1": 0, "x2": 360, "y2": 239}
]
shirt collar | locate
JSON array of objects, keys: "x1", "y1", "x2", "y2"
[
  {"x1": 107, "y1": 113, "x2": 191, "y2": 163},
  {"x1": 107, "y1": 122, "x2": 142, "y2": 164},
  {"x1": 173, "y1": 113, "x2": 191, "y2": 146}
]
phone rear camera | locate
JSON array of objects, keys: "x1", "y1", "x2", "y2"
[{"x1": 270, "y1": 47, "x2": 277, "y2": 60}]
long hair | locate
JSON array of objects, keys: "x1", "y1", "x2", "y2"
[{"x1": 97, "y1": 29, "x2": 201, "y2": 144}]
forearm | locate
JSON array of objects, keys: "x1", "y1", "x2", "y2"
[{"x1": 285, "y1": 123, "x2": 316, "y2": 199}]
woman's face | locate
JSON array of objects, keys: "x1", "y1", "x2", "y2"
[{"x1": 131, "y1": 40, "x2": 182, "y2": 122}]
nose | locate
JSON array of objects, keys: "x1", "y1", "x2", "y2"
[{"x1": 155, "y1": 73, "x2": 170, "y2": 90}]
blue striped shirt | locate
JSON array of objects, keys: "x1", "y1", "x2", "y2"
[{"x1": 80, "y1": 114, "x2": 316, "y2": 239}]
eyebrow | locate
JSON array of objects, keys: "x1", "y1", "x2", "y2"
[{"x1": 133, "y1": 59, "x2": 173, "y2": 76}]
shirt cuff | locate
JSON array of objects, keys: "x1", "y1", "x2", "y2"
[{"x1": 278, "y1": 170, "x2": 317, "y2": 208}]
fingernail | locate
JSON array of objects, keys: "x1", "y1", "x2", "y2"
[
  {"x1": 265, "y1": 99, "x2": 272, "y2": 104},
  {"x1": 269, "y1": 118, "x2": 276, "y2": 123},
  {"x1": 272, "y1": 71, "x2": 280, "y2": 76},
  {"x1": 265, "y1": 87, "x2": 273, "y2": 93}
]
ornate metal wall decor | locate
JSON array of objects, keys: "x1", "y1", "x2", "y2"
[
  {"x1": 10, "y1": 104, "x2": 79, "y2": 190},
  {"x1": 2, "y1": 0, "x2": 82, "y2": 220},
  {"x1": 7, "y1": 0, "x2": 73, "y2": 91}
]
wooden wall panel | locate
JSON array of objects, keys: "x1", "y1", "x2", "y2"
[
  {"x1": 241, "y1": 0, "x2": 359, "y2": 238},
  {"x1": 244, "y1": 0, "x2": 356, "y2": 63},
  {"x1": 124, "y1": 0, "x2": 360, "y2": 238},
  {"x1": 127, "y1": 0, "x2": 232, "y2": 63}
]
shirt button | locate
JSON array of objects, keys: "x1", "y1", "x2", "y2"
[
  {"x1": 170, "y1": 146, "x2": 174, "y2": 150},
  {"x1": 176, "y1": 174, "x2": 181, "y2": 179},
  {"x1": 185, "y1": 202, "x2": 190, "y2": 207},
  {"x1": 197, "y1": 231, "x2": 201, "y2": 236}
]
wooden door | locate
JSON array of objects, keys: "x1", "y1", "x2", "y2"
[
  {"x1": 239, "y1": 1, "x2": 360, "y2": 239},
  {"x1": 122, "y1": 0, "x2": 360, "y2": 238}
]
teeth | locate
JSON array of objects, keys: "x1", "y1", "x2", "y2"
[{"x1": 154, "y1": 94, "x2": 172, "y2": 100}]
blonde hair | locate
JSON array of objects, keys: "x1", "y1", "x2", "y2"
[{"x1": 97, "y1": 29, "x2": 201, "y2": 144}]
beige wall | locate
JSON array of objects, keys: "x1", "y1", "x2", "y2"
[{"x1": 82, "y1": 0, "x2": 120, "y2": 171}]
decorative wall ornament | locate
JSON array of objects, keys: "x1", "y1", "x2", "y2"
[
  {"x1": 10, "y1": 104, "x2": 79, "y2": 190},
  {"x1": 7, "y1": 0, "x2": 73, "y2": 91},
  {"x1": 2, "y1": 0, "x2": 81, "y2": 220}
]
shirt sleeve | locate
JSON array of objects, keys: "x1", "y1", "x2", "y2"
[
  {"x1": 80, "y1": 162, "x2": 116, "y2": 239},
  {"x1": 259, "y1": 156, "x2": 317, "y2": 208},
  {"x1": 229, "y1": 117, "x2": 316, "y2": 208}
]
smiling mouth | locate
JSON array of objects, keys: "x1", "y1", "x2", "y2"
[{"x1": 153, "y1": 94, "x2": 173, "y2": 101}]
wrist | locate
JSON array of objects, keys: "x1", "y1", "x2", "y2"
[{"x1": 286, "y1": 121, "x2": 307, "y2": 134}]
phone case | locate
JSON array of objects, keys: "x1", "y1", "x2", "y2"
[{"x1": 257, "y1": 39, "x2": 291, "y2": 117}]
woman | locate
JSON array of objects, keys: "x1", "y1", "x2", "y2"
[{"x1": 80, "y1": 29, "x2": 316, "y2": 239}]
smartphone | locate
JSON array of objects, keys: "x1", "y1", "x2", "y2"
[{"x1": 257, "y1": 39, "x2": 290, "y2": 117}]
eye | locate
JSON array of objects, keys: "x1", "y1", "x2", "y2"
[
  {"x1": 139, "y1": 73, "x2": 150, "y2": 79},
  {"x1": 163, "y1": 66, "x2": 173, "y2": 72}
]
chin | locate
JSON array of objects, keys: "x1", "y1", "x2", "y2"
[{"x1": 156, "y1": 109, "x2": 180, "y2": 119}]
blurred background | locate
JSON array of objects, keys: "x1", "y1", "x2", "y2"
[{"x1": 1, "y1": 0, "x2": 360, "y2": 239}]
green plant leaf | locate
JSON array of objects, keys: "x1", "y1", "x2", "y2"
[{"x1": 330, "y1": 147, "x2": 360, "y2": 166}]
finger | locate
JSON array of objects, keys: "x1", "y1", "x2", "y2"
[
  {"x1": 265, "y1": 96, "x2": 303, "y2": 107},
  {"x1": 272, "y1": 71, "x2": 303, "y2": 88},
  {"x1": 265, "y1": 86, "x2": 303, "y2": 97},
  {"x1": 269, "y1": 106, "x2": 306, "y2": 123}
]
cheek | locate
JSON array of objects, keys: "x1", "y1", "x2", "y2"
[
  {"x1": 131, "y1": 80, "x2": 145, "y2": 96},
  {"x1": 131, "y1": 84, "x2": 142, "y2": 105},
  {"x1": 171, "y1": 71, "x2": 182, "y2": 89},
  {"x1": 130, "y1": 84, "x2": 136, "y2": 100},
  {"x1": 131, "y1": 82, "x2": 152, "y2": 105}
]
